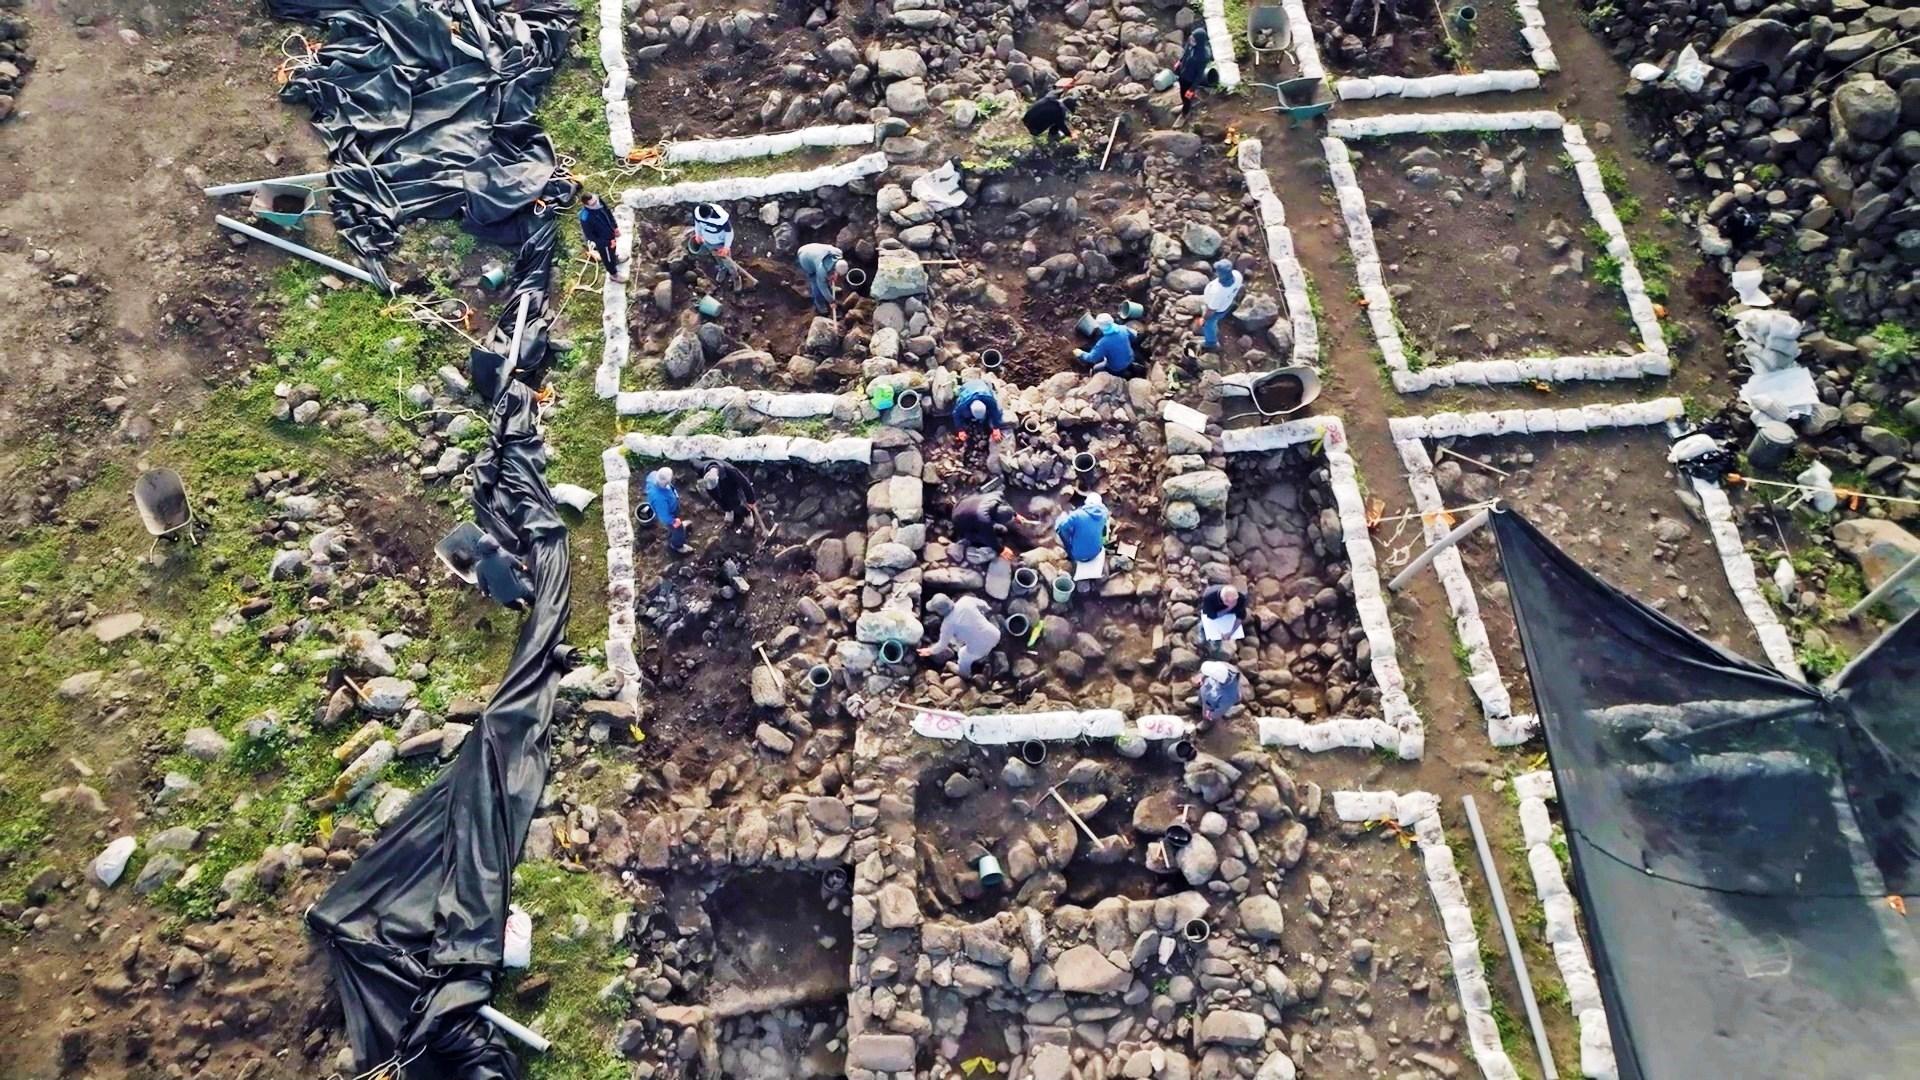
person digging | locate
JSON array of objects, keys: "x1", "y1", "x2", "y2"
[
  {"x1": 1074, "y1": 313, "x2": 1138, "y2": 376},
  {"x1": 577, "y1": 192, "x2": 626, "y2": 282},
  {"x1": 1022, "y1": 84, "x2": 1079, "y2": 142},
  {"x1": 796, "y1": 242, "x2": 847, "y2": 316},
  {"x1": 918, "y1": 594, "x2": 1002, "y2": 681},
  {"x1": 685, "y1": 202, "x2": 757, "y2": 290},
  {"x1": 1055, "y1": 491, "x2": 1111, "y2": 590},
  {"x1": 1199, "y1": 582, "x2": 1248, "y2": 653},
  {"x1": 952, "y1": 378, "x2": 1007, "y2": 445},
  {"x1": 643, "y1": 466, "x2": 689, "y2": 555},
  {"x1": 695, "y1": 458, "x2": 759, "y2": 531},
  {"x1": 951, "y1": 490, "x2": 1039, "y2": 560}
]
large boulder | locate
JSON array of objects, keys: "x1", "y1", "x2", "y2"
[
  {"x1": 1055, "y1": 943, "x2": 1131, "y2": 993},
  {"x1": 1164, "y1": 469, "x2": 1230, "y2": 511},
  {"x1": 1833, "y1": 519, "x2": 1920, "y2": 617},
  {"x1": 873, "y1": 48, "x2": 925, "y2": 80},
  {"x1": 871, "y1": 252, "x2": 929, "y2": 300},
  {"x1": 1708, "y1": 19, "x2": 1796, "y2": 78},
  {"x1": 663, "y1": 329, "x2": 703, "y2": 382},
  {"x1": 1832, "y1": 77, "x2": 1901, "y2": 145}
]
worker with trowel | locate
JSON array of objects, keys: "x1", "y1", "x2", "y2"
[
  {"x1": 952, "y1": 378, "x2": 1006, "y2": 443},
  {"x1": 951, "y1": 490, "x2": 1038, "y2": 555},
  {"x1": 686, "y1": 202, "x2": 756, "y2": 289},
  {"x1": 695, "y1": 458, "x2": 759, "y2": 530},
  {"x1": 1055, "y1": 492, "x2": 1110, "y2": 586},
  {"x1": 643, "y1": 466, "x2": 689, "y2": 554},
  {"x1": 1074, "y1": 314, "x2": 1137, "y2": 376},
  {"x1": 1176, "y1": 27, "x2": 1217, "y2": 118},
  {"x1": 578, "y1": 192, "x2": 626, "y2": 282},
  {"x1": 919, "y1": 594, "x2": 1002, "y2": 680},
  {"x1": 796, "y1": 242, "x2": 847, "y2": 315}
]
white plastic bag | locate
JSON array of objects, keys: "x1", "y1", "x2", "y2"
[
  {"x1": 1671, "y1": 45, "x2": 1708, "y2": 93},
  {"x1": 911, "y1": 160, "x2": 967, "y2": 211},
  {"x1": 503, "y1": 905, "x2": 533, "y2": 968}
]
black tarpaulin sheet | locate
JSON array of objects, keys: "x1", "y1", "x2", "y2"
[
  {"x1": 268, "y1": 0, "x2": 578, "y2": 265},
  {"x1": 1491, "y1": 510, "x2": 1920, "y2": 1080},
  {"x1": 307, "y1": 364, "x2": 570, "y2": 1079}
]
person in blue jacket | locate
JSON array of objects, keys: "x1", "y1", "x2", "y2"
[
  {"x1": 952, "y1": 379, "x2": 1005, "y2": 442},
  {"x1": 643, "y1": 466, "x2": 688, "y2": 554},
  {"x1": 1075, "y1": 314, "x2": 1136, "y2": 376},
  {"x1": 1054, "y1": 492, "x2": 1109, "y2": 568}
]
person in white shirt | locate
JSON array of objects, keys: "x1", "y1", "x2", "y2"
[{"x1": 1199, "y1": 258, "x2": 1244, "y2": 352}]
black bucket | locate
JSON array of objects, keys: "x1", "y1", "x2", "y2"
[{"x1": 1020, "y1": 739, "x2": 1047, "y2": 765}]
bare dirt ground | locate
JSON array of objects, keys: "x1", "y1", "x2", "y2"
[{"x1": 1352, "y1": 129, "x2": 1638, "y2": 364}]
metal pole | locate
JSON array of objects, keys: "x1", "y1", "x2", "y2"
[
  {"x1": 477, "y1": 1004, "x2": 550, "y2": 1053},
  {"x1": 1848, "y1": 551, "x2": 1920, "y2": 620},
  {"x1": 505, "y1": 292, "x2": 535, "y2": 377},
  {"x1": 1461, "y1": 795, "x2": 1558, "y2": 1080},
  {"x1": 1388, "y1": 507, "x2": 1491, "y2": 592},
  {"x1": 215, "y1": 215, "x2": 385, "y2": 290},
  {"x1": 203, "y1": 171, "x2": 329, "y2": 197}
]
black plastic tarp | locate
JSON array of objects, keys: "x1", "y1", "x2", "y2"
[
  {"x1": 268, "y1": 0, "x2": 578, "y2": 268},
  {"x1": 307, "y1": 347, "x2": 571, "y2": 1079},
  {"x1": 1492, "y1": 509, "x2": 1920, "y2": 1080}
]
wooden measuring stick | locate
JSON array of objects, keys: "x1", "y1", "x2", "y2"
[{"x1": 1049, "y1": 786, "x2": 1102, "y2": 844}]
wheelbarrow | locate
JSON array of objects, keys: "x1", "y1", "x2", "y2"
[
  {"x1": 133, "y1": 468, "x2": 198, "y2": 556},
  {"x1": 248, "y1": 181, "x2": 330, "y2": 231},
  {"x1": 1219, "y1": 365, "x2": 1322, "y2": 420},
  {"x1": 1245, "y1": 0, "x2": 1293, "y2": 67},
  {"x1": 1249, "y1": 76, "x2": 1334, "y2": 127}
]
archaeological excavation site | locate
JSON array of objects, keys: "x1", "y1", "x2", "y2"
[{"x1": 1, "y1": 0, "x2": 1918, "y2": 1078}]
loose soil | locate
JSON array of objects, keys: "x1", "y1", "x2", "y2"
[
  {"x1": 945, "y1": 164, "x2": 1154, "y2": 389},
  {"x1": 1442, "y1": 429, "x2": 1767, "y2": 715},
  {"x1": 706, "y1": 870, "x2": 852, "y2": 1006},
  {"x1": 624, "y1": 5, "x2": 852, "y2": 144},
  {"x1": 629, "y1": 192, "x2": 877, "y2": 386},
  {"x1": 627, "y1": 463, "x2": 864, "y2": 806},
  {"x1": 1351, "y1": 130, "x2": 1638, "y2": 364},
  {"x1": 1312, "y1": 0, "x2": 1453, "y2": 79}
]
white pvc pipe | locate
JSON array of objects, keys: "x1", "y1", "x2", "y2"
[
  {"x1": 506, "y1": 292, "x2": 534, "y2": 378},
  {"x1": 1389, "y1": 508, "x2": 1491, "y2": 593},
  {"x1": 1461, "y1": 795, "x2": 1558, "y2": 1080},
  {"x1": 478, "y1": 1005, "x2": 550, "y2": 1053},
  {"x1": 203, "y1": 171, "x2": 330, "y2": 197},
  {"x1": 1849, "y1": 551, "x2": 1920, "y2": 621},
  {"x1": 215, "y1": 215, "x2": 386, "y2": 291}
]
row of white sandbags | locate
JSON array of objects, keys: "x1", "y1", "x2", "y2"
[
  {"x1": 662, "y1": 124, "x2": 880, "y2": 165},
  {"x1": 1390, "y1": 351, "x2": 1672, "y2": 393},
  {"x1": 1690, "y1": 478, "x2": 1802, "y2": 677},
  {"x1": 593, "y1": 204, "x2": 635, "y2": 400},
  {"x1": 599, "y1": 0, "x2": 634, "y2": 160},
  {"x1": 614, "y1": 387, "x2": 845, "y2": 418},
  {"x1": 1332, "y1": 790, "x2": 1523, "y2": 1080},
  {"x1": 1328, "y1": 109, "x2": 1563, "y2": 139},
  {"x1": 622, "y1": 151, "x2": 888, "y2": 210},
  {"x1": 1236, "y1": 139, "x2": 1320, "y2": 365},
  {"x1": 1513, "y1": 772, "x2": 1618, "y2": 1079},
  {"x1": 1385, "y1": 397, "x2": 1685, "y2": 442},
  {"x1": 1335, "y1": 69, "x2": 1540, "y2": 101},
  {"x1": 619, "y1": 431, "x2": 872, "y2": 466}
]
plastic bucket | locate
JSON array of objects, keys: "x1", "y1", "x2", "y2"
[
  {"x1": 1073, "y1": 451, "x2": 1097, "y2": 474},
  {"x1": 635, "y1": 503, "x2": 657, "y2": 525},
  {"x1": 1075, "y1": 311, "x2": 1097, "y2": 337},
  {"x1": 844, "y1": 266, "x2": 869, "y2": 287},
  {"x1": 1051, "y1": 574, "x2": 1076, "y2": 604},
  {"x1": 878, "y1": 639, "x2": 906, "y2": 665},
  {"x1": 822, "y1": 866, "x2": 850, "y2": 893},
  {"x1": 1164, "y1": 823, "x2": 1194, "y2": 849},
  {"x1": 1169, "y1": 738, "x2": 1198, "y2": 762},
  {"x1": 981, "y1": 348, "x2": 1003, "y2": 370},
  {"x1": 895, "y1": 388, "x2": 923, "y2": 412},
  {"x1": 806, "y1": 663, "x2": 833, "y2": 689},
  {"x1": 1183, "y1": 918, "x2": 1211, "y2": 943},
  {"x1": 1020, "y1": 739, "x2": 1047, "y2": 765},
  {"x1": 976, "y1": 853, "x2": 1006, "y2": 889},
  {"x1": 1004, "y1": 612, "x2": 1032, "y2": 639},
  {"x1": 869, "y1": 381, "x2": 896, "y2": 411},
  {"x1": 1454, "y1": 4, "x2": 1476, "y2": 27},
  {"x1": 697, "y1": 295, "x2": 723, "y2": 317},
  {"x1": 1012, "y1": 566, "x2": 1040, "y2": 594},
  {"x1": 1022, "y1": 415, "x2": 1043, "y2": 435},
  {"x1": 1119, "y1": 300, "x2": 1145, "y2": 321}
]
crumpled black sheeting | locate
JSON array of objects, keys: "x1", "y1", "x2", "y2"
[
  {"x1": 269, "y1": 0, "x2": 578, "y2": 264},
  {"x1": 307, "y1": 365, "x2": 571, "y2": 1078},
  {"x1": 1492, "y1": 509, "x2": 1920, "y2": 1080}
]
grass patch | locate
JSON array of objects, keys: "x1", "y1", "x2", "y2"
[{"x1": 508, "y1": 863, "x2": 633, "y2": 1080}]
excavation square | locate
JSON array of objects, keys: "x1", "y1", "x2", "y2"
[
  {"x1": 623, "y1": 1, "x2": 871, "y2": 144},
  {"x1": 626, "y1": 192, "x2": 878, "y2": 391},
  {"x1": 1350, "y1": 130, "x2": 1650, "y2": 366},
  {"x1": 919, "y1": 418, "x2": 1167, "y2": 711},
  {"x1": 1436, "y1": 429, "x2": 1764, "y2": 716},
  {"x1": 1312, "y1": 0, "x2": 1534, "y2": 82},
  {"x1": 912, "y1": 746, "x2": 1192, "y2": 922},
  {"x1": 1220, "y1": 447, "x2": 1380, "y2": 722},
  {"x1": 624, "y1": 460, "x2": 866, "y2": 805}
]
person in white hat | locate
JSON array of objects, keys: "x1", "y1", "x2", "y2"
[{"x1": 687, "y1": 202, "x2": 755, "y2": 288}]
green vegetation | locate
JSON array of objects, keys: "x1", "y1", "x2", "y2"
[
  {"x1": 1797, "y1": 634, "x2": 1853, "y2": 682},
  {"x1": 509, "y1": 864, "x2": 634, "y2": 1080},
  {"x1": 1588, "y1": 229, "x2": 1672, "y2": 305},
  {"x1": 1750, "y1": 163, "x2": 1782, "y2": 184},
  {"x1": 1862, "y1": 321, "x2": 1918, "y2": 376}
]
